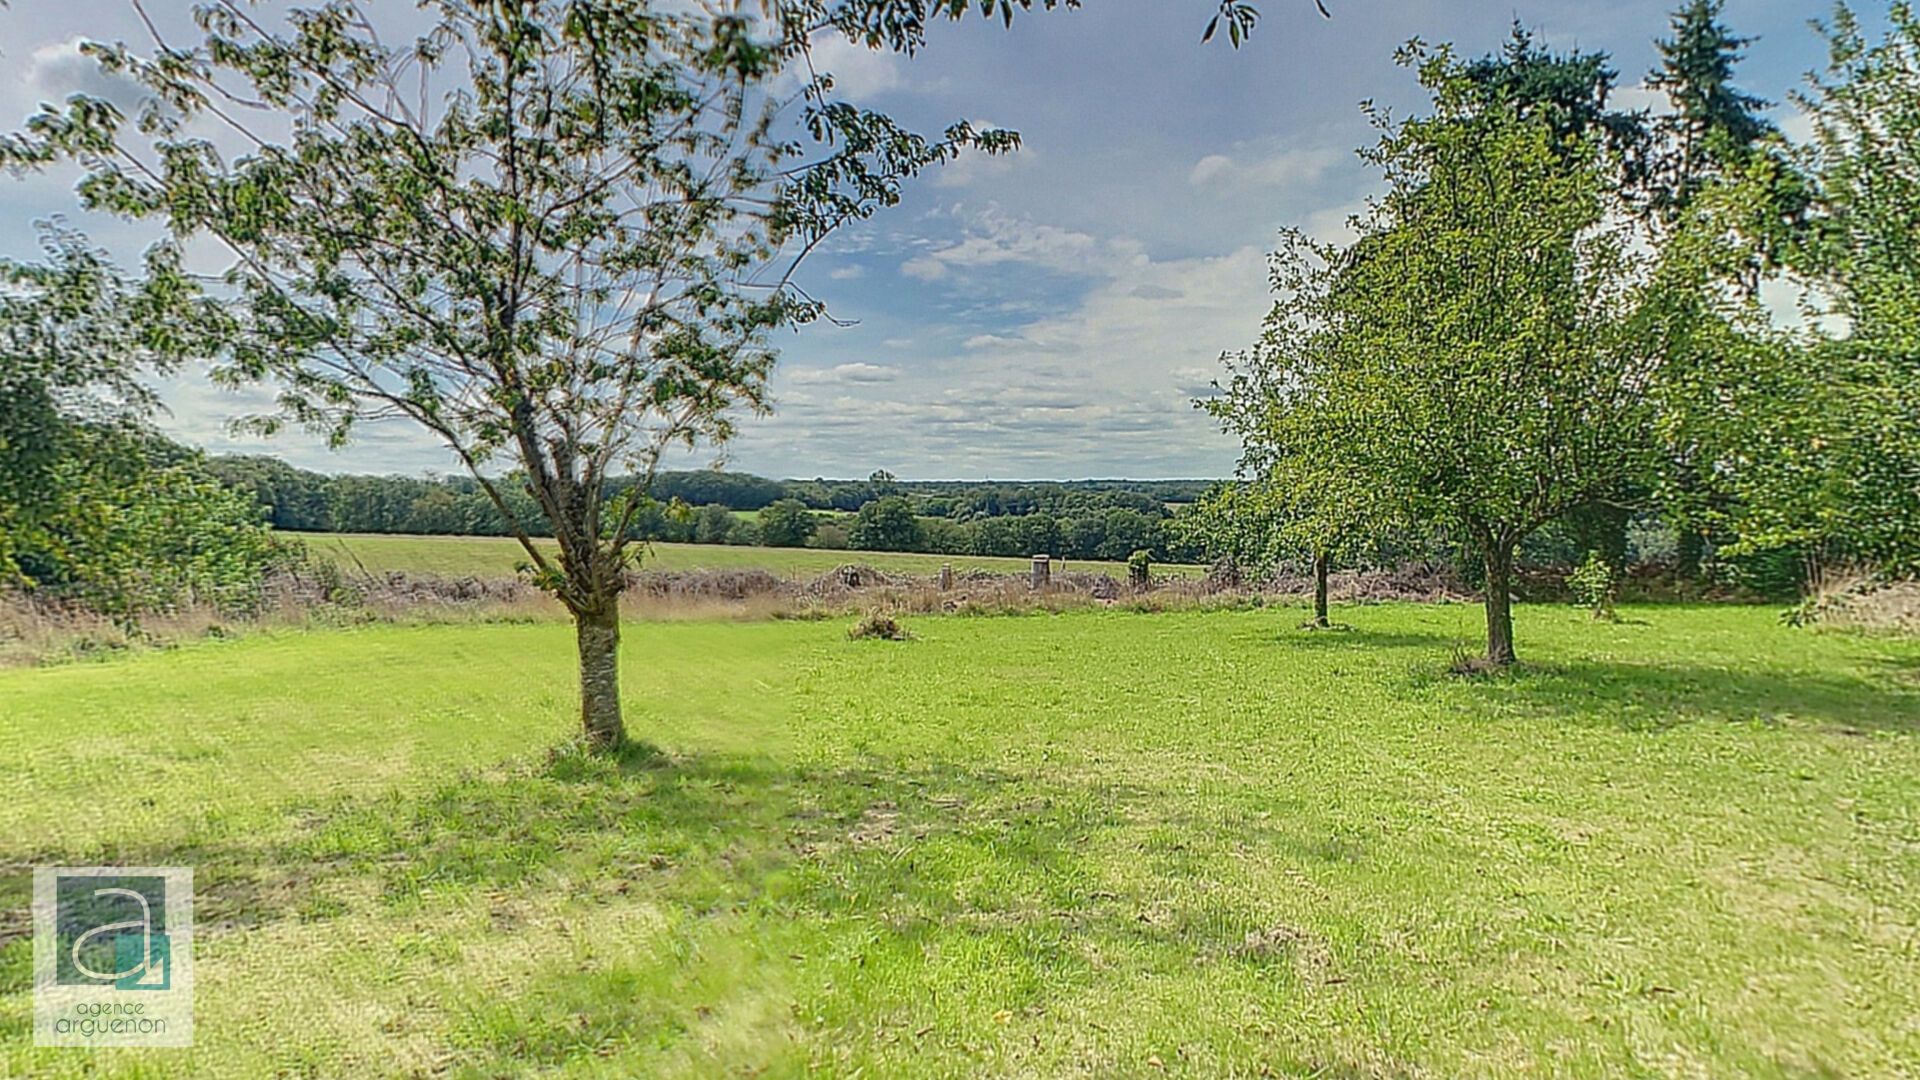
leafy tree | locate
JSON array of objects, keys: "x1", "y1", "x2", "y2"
[
  {"x1": 1640, "y1": 1, "x2": 1806, "y2": 578},
  {"x1": 208, "y1": 455, "x2": 333, "y2": 531},
  {"x1": 0, "y1": 230, "x2": 278, "y2": 621},
  {"x1": 30, "y1": 437, "x2": 282, "y2": 622},
  {"x1": 972, "y1": 515, "x2": 1024, "y2": 557},
  {"x1": 1014, "y1": 512, "x2": 1060, "y2": 558},
  {"x1": 1461, "y1": 23, "x2": 1668, "y2": 572},
  {"x1": 1063, "y1": 515, "x2": 1107, "y2": 562},
  {"x1": 1093, "y1": 508, "x2": 1160, "y2": 562},
  {"x1": 692, "y1": 503, "x2": 739, "y2": 546},
  {"x1": 647, "y1": 471, "x2": 788, "y2": 511},
  {"x1": 919, "y1": 515, "x2": 971, "y2": 554},
  {"x1": 1712, "y1": 2, "x2": 1920, "y2": 575},
  {"x1": 1201, "y1": 229, "x2": 1397, "y2": 627},
  {"x1": 1281, "y1": 47, "x2": 1661, "y2": 663},
  {"x1": 757, "y1": 498, "x2": 818, "y2": 548},
  {"x1": 2, "y1": 229, "x2": 170, "y2": 578},
  {"x1": 848, "y1": 494, "x2": 923, "y2": 552}
]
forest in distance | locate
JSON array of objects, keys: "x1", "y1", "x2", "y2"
[{"x1": 206, "y1": 454, "x2": 1717, "y2": 583}]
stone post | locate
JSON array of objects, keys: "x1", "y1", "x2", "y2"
[
  {"x1": 1030, "y1": 554, "x2": 1050, "y2": 590},
  {"x1": 938, "y1": 563, "x2": 953, "y2": 590}
]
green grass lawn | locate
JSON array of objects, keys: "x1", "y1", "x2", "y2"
[
  {"x1": 297, "y1": 530, "x2": 1197, "y2": 579},
  {"x1": 4, "y1": 604, "x2": 1919, "y2": 1076}
]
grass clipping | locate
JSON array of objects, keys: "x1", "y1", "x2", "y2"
[{"x1": 847, "y1": 611, "x2": 912, "y2": 641}]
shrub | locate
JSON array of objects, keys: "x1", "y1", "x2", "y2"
[
  {"x1": 847, "y1": 611, "x2": 911, "y2": 641},
  {"x1": 1567, "y1": 550, "x2": 1618, "y2": 622},
  {"x1": 12, "y1": 436, "x2": 286, "y2": 626}
]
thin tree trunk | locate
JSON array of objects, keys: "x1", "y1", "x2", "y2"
[
  {"x1": 1483, "y1": 542, "x2": 1517, "y2": 666},
  {"x1": 574, "y1": 598, "x2": 625, "y2": 750},
  {"x1": 1310, "y1": 551, "x2": 1330, "y2": 628},
  {"x1": 1675, "y1": 528, "x2": 1705, "y2": 582}
]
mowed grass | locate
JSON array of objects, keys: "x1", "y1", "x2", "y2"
[
  {"x1": 298, "y1": 530, "x2": 1200, "y2": 579},
  {"x1": 3, "y1": 604, "x2": 1919, "y2": 1076}
]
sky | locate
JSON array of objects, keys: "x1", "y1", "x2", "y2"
[{"x1": 0, "y1": 1, "x2": 1842, "y2": 480}]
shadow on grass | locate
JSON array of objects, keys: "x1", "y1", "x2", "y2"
[
  {"x1": 1262, "y1": 626, "x2": 1460, "y2": 650},
  {"x1": 0, "y1": 735, "x2": 1413, "y2": 1073},
  {"x1": 0, "y1": 743, "x2": 1136, "y2": 986},
  {"x1": 1486, "y1": 657, "x2": 1920, "y2": 734}
]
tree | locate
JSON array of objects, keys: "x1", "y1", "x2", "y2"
[
  {"x1": 848, "y1": 494, "x2": 922, "y2": 552},
  {"x1": 2, "y1": 228, "x2": 169, "y2": 576},
  {"x1": 1201, "y1": 229, "x2": 1395, "y2": 628},
  {"x1": 692, "y1": 503, "x2": 739, "y2": 546},
  {"x1": 1647, "y1": 0, "x2": 1776, "y2": 223},
  {"x1": 757, "y1": 498, "x2": 818, "y2": 548},
  {"x1": 1285, "y1": 47, "x2": 1660, "y2": 664},
  {"x1": 1014, "y1": 512, "x2": 1060, "y2": 558},
  {"x1": 1640, "y1": 1, "x2": 1804, "y2": 579},
  {"x1": 1705, "y1": 2, "x2": 1920, "y2": 575},
  {"x1": 1462, "y1": 23, "x2": 1662, "y2": 574},
  {"x1": 0, "y1": 228, "x2": 279, "y2": 621},
  {"x1": 1463, "y1": 21, "x2": 1649, "y2": 187}
]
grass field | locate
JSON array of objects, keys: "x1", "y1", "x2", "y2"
[
  {"x1": 4, "y1": 604, "x2": 1919, "y2": 1076},
  {"x1": 297, "y1": 531, "x2": 1198, "y2": 579}
]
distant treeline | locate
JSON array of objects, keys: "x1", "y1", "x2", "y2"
[{"x1": 206, "y1": 456, "x2": 1215, "y2": 562}]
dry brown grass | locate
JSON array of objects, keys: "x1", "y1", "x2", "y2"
[
  {"x1": 1, "y1": 560, "x2": 1487, "y2": 667},
  {"x1": 1799, "y1": 566, "x2": 1920, "y2": 635},
  {"x1": 0, "y1": 582, "x2": 564, "y2": 669}
]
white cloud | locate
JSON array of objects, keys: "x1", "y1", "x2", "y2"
[
  {"x1": 1187, "y1": 153, "x2": 1233, "y2": 186},
  {"x1": 803, "y1": 31, "x2": 906, "y2": 101},
  {"x1": 898, "y1": 204, "x2": 1144, "y2": 281},
  {"x1": 8, "y1": 36, "x2": 144, "y2": 117},
  {"x1": 1186, "y1": 144, "x2": 1342, "y2": 191},
  {"x1": 1608, "y1": 81, "x2": 1672, "y2": 118},
  {"x1": 146, "y1": 367, "x2": 462, "y2": 475},
  {"x1": 784, "y1": 362, "x2": 902, "y2": 385},
  {"x1": 1170, "y1": 366, "x2": 1221, "y2": 397},
  {"x1": 932, "y1": 133, "x2": 1030, "y2": 189},
  {"x1": 1776, "y1": 103, "x2": 1816, "y2": 147},
  {"x1": 1300, "y1": 198, "x2": 1371, "y2": 244},
  {"x1": 900, "y1": 254, "x2": 949, "y2": 281}
]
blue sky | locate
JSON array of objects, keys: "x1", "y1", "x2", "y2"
[{"x1": 0, "y1": 1, "x2": 1838, "y2": 479}]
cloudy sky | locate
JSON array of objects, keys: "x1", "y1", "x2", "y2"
[{"x1": 0, "y1": 1, "x2": 1840, "y2": 479}]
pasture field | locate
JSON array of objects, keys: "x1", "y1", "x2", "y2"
[
  {"x1": 297, "y1": 530, "x2": 1199, "y2": 579},
  {"x1": 3, "y1": 604, "x2": 1919, "y2": 1076}
]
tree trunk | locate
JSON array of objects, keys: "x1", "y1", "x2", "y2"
[
  {"x1": 1309, "y1": 551, "x2": 1330, "y2": 628},
  {"x1": 574, "y1": 599, "x2": 625, "y2": 750},
  {"x1": 1482, "y1": 542, "x2": 1517, "y2": 666},
  {"x1": 1675, "y1": 528, "x2": 1705, "y2": 582}
]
